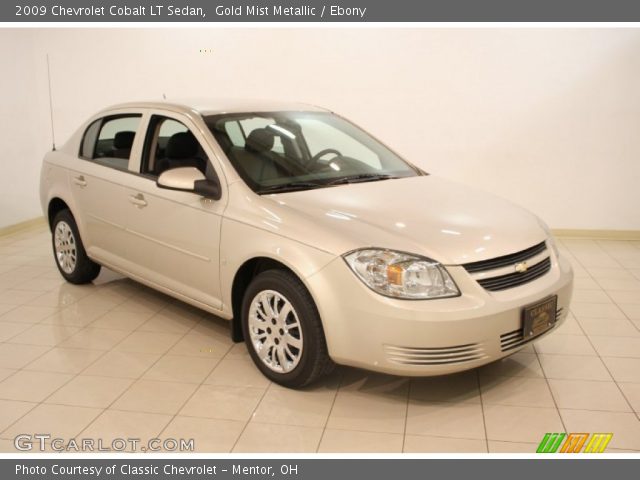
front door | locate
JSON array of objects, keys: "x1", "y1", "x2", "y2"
[{"x1": 118, "y1": 114, "x2": 226, "y2": 310}]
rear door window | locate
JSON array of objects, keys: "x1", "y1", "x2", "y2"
[{"x1": 82, "y1": 115, "x2": 142, "y2": 170}]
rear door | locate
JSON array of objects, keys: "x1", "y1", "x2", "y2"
[{"x1": 68, "y1": 113, "x2": 144, "y2": 269}]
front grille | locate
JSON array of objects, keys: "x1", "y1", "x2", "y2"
[
  {"x1": 462, "y1": 241, "x2": 551, "y2": 292},
  {"x1": 500, "y1": 307, "x2": 563, "y2": 352},
  {"x1": 384, "y1": 343, "x2": 487, "y2": 366},
  {"x1": 462, "y1": 241, "x2": 547, "y2": 273},
  {"x1": 477, "y1": 257, "x2": 551, "y2": 292}
]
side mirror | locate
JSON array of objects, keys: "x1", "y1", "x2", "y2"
[{"x1": 156, "y1": 167, "x2": 221, "y2": 200}]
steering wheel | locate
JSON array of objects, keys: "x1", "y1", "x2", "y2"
[{"x1": 310, "y1": 148, "x2": 342, "y2": 166}]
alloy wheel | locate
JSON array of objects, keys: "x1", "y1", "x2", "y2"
[
  {"x1": 248, "y1": 289, "x2": 304, "y2": 373},
  {"x1": 54, "y1": 221, "x2": 77, "y2": 274}
]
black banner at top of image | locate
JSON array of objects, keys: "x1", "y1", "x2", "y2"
[{"x1": 4, "y1": 0, "x2": 640, "y2": 22}]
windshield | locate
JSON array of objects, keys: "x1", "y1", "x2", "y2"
[{"x1": 204, "y1": 111, "x2": 424, "y2": 194}]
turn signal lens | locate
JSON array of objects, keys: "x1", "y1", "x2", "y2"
[{"x1": 387, "y1": 264, "x2": 404, "y2": 285}]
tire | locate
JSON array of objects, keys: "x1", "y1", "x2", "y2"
[
  {"x1": 51, "y1": 209, "x2": 101, "y2": 284},
  {"x1": 241, "y1": 269, "x2": 334, "y2": 388}
]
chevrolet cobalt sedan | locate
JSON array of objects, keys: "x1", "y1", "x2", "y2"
[{"x1": 40, "y1": 100, "x2": 573, "y2": 387}]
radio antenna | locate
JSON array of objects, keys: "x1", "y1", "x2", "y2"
[{"x1": 46, "y1": 54, "x2": 56, "y2": 151}]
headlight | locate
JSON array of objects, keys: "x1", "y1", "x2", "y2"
[{"x1": 343, "y1": 249, "x2": 460, "y2": 299}]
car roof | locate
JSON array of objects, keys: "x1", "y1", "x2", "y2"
[{"x1": 104, "y1": 98, "x2": 330, "y2": 116}]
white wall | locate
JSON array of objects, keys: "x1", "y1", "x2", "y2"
[
  {"x1": 0, "y1": 30, "x2": 49, "y2": 228},
  {"x1": 1, "y1": 28, "x2": 638, "y2": 230}
]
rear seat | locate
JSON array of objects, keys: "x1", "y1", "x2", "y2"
[{"x1": 110, "y1": 131, "x2": 135, "y2": 159}]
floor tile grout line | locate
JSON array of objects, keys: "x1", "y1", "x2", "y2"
[
  {"x1": 2, "y1": 278, "x2": 238, "y2": 446},
  {"x1": 0, "y1": 402, "x2": 41, "y2": 444},
  {"x1": 154, "y1": 333, "x2": 237, "y2": 445},
  {"x1": 18, "y1": 358, "x2": 232, "y2": 384},
  {"x1": 564, "y1": 243, "x2": 639, "y2": 322},
  {"x1": 475, "y1": 370, "x2": 490, "y2": 453},
  {"x1": 1, "y1": 355, "x2": 252, "y2": 450},
  {"x1": 563, "y1": 241, "x2": 640, "y2": 422},
  {"x1": 583, "y1": 262, "x2": 640, "y2": 334},
  {"x1": 526, "y1": 351, "x2": 637, "y2": 383},
  {"x1": 71, "y1": 307, "x2": 181, "y2": 378},
  {"x1": 15, "y1": 289, "x2": 131, "y2": 369},
  {"x1": 565, "y1": 329, "x2": 640, "y2": 339},
  {"x1": 399, "y1": 378, "x2": 412, "y2": 453},
  {"x1": 72, "y1": 312, "x2": 216, "y2": 445},
  {"x1": 562, "y1": 237, "x2": 622, "y2": 263},
  {"x1": 229, "y1": 381, "x2": 274, "y2": 453},
  {"x1": 313, "y1": 424, "x2": 491, "y2": 444},
  {"x1": 561, "y1": 242, "x2": 638, "y2": 315},
  {"x1": 0, "y1": 287, "x2": 137, "y2": 441},
  {"x1": 0, "y1": 340, "x2": 115, "y2": 438},
  {"x1": 315, "y1": 368, "x2": 344, "y2": 453},
  {"x1": 571, "y1": 316, "x2": 639, "y2": 419},
  {"x1": 532, "y1": 343, "x2": 569, "y2": 433},
  {"x1": 0, "y1": 324, "x2": 41, "y2": 344},
  {"x1": 2, "y1": 388, "x2": 631, "y2": 414},
  {"x1": 1, "y1": 395, "x2": 632, "y2": 416}
]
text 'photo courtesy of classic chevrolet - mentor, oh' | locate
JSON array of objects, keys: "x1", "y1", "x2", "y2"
[{"x1": 39, "y1": 99, "x2": 574, "y2": 388}]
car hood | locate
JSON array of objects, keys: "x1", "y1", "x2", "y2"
[{"x1": 262, "y1": 175, "x2": 547, "y2": 265}]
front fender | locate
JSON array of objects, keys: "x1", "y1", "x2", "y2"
[{"x1": 219, "y1": 217, "x2": 336, "y2": 318}]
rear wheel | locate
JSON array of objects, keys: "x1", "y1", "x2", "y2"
[
  {"x1": 51, "y1": 209, "x2": 101, "y2": 284},
  {"x1": 241, "y1": 269, "x2": 334, "y2": 388}
]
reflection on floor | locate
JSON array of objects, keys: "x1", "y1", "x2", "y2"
[{"x1": 0, "y1": 225, "x2": 639, "y2": 453}]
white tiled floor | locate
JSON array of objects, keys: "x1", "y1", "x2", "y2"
[{"x1": 0, "y1": 225, "x2": 639, "y2": 453}]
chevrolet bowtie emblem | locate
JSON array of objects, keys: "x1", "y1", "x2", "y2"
[{"x1": 515, "y1": 261, "x2": 528, "y2": 273}]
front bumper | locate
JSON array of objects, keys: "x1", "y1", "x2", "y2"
[{"x1": 306, "y1": 252, "x2": 574, "y2": 376}]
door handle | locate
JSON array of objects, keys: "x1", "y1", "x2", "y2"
[
  {"x1": 72, "y1": 175, "x2": 87, "y2": 187},
  {"x1": 128, "y1": 193, "x2": 148, "y2": 208}
]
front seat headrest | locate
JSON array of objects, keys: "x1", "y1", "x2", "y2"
[
  {"x1": 245, "y1": 128, "x2": 275, "y2": 153},
  {"x1": 166, "y1": 131, "x2": 199, "y2": 159},
  {"x1": 113, "y1": 131, "x2": 135, "y2": 149}
]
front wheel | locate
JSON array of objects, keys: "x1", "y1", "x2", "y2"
[
  {"x1": 241, "y1": 270, "x2": 334, "y2": 388},
  {"x1": 51, "y1": 209, "x2": 101, "y2": 284}
]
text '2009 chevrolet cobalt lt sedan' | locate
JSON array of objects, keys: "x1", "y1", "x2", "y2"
[{"x1": 40, "y1": 100, "x2": 573, "y2": 387}]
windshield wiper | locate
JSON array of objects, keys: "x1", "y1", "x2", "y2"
[
  {"x1": 326, "y1": 173, "x2": 400, "y2": 186},
  {"x1": 257, "y1": 181, "x2": 325, "y2": 194},
  {"x1": 258, "y1": 174, "x2": 400, "y2": 194}
]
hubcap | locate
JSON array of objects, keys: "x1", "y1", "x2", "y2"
[
  {"x1": 248, "y1": 290, "x2": 303, "y2": 374},
  {"x1": 54, "y1": 221, "x2": 77, "y2": 274}
]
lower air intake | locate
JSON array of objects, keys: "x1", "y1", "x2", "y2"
[
  {"x1": 500, "y1": 308, "x2": 564, "y2": 352},
  {"x1": 384, "y1": 343, "x2": 487, "y2": 366}
]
